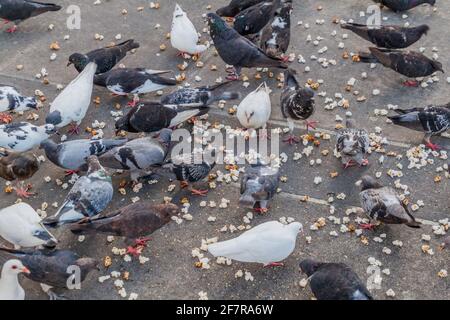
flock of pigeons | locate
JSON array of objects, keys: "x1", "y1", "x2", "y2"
[{"x1": 0, "y1": 0, "x2": 448, "y2": 300}]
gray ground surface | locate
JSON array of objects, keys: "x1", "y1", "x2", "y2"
[{"x1": 0, "y1": 0, "x2": 449, "y2": 300}]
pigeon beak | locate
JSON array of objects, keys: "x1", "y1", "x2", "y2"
[
  {"x1": 21, "y1": 267, "x2": 31, "y2": 274},
  {"x1": 67, "y1": 61, "x2": 73, "y2": 67}
]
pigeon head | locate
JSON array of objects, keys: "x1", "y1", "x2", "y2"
[
  {"x1": 17, "y1": 96, "x2": 39, "y2": 111},
  {"x1": 157, "y1": 128, "x2": 173, "y2": 146},
  {"x1": 2, "y1": 260, "x2": 30, "y2": 276},
  {"x1": 42, "y1": 124, "x2": 56, "y2": 135},
  {"x1": 207, "y1": 13, "x2": 229, "y2": 37},
  {"x1": 11, "y1": 154, "x2": 39, "y2": 179},
  {"x1": 45, "y1": 111, "x2": 62, "y2": 126},
  {"x1": 299, "y1": 259, "x2": 323, "y2": 277},
  {"x1": 77, "y1": 257, "x2": 100, "y2": 272},
  {"x1": 416, "y1": 24, "x2": 430, "y2": 36},
  {"x1": 68, "y1": 53, "x2": 89, "y2": 70},
  {"x1": 431, "y1": 60, "x2": 444, "y2": 73},
  {"x1": 360, "y1": 175, "x2": 383, "y2": 191},
  {"x1": 239, "y1": 193, "x2": 256, "y2": 208},
  {"x1": 156, "y1": 203, "x2": 181, "y2": 218},
  {"x1": 288, "y1": 222, "x2": 303, "y2": 235},
  {"x1": 115, "y1": 115, "x2": 133, "y2": 134},
  {"x1": 173, "y1": 4, "x2": 185, "y2": 18}
]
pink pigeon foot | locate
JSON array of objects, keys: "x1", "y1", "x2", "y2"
[
  {"x1": 65, "y1": 170, "x2": 79, "y2": 176},
  {"x1": 305, "y1": 120, "x2": 318, "y2": 131},
  {"x1": 191, "y1": 188, "x2": 209, "y2": 196},
  {"x1": 14, "y1": 185, "x2": 34, "y2": 198},
  {"x1": 264, "y1": 262, "x2": 284, "y2": 268},
  {"x1": 134, "y1": 237, "x2": 152, "y2": 247},
  {"x1": 359, "y1": 223, "x2": 377, "y2": 230},
  {"x1": 344, "y1": 160, "x2": 358, "y2": 169},
  {"x1": 403, "y1": 80, "x2": 419, "y2": 87},
  {"x1": 68, "y1": 123, "x2": 80, "y2": 135},
  {"x1": 425, "y1": 142, "x2": 441, "y2": 151},
  {"x1": 283, "y1": 134, "x2": 300, "y2": 145},
  {"x1": 254, "y1": 207, "x2": 269, "y2": 215},
  {"x1": 6, "y1": 25, "x2": 17, "y2": 33}
]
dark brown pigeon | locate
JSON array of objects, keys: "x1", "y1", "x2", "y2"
[
  {"x1": 373, "y1": 0, "x2": 435, "y2": 12},
  {"x1": 299, "y1": 259, "x2": 373, "y2": 300}
]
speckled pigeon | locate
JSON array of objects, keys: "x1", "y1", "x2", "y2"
[
  {"x1": 373, "y1": 0, "x2": 435, "y2": 12},
  {"x1": 0, "y1": 86, "x2": 38, "y2": 122},
  {"x1": 336, "y1": 119, "x2": 370, "y2": 168},
  {"x1": 299, "y1": 259, "x2": 373, "y2": 300},
  {"x1": 0, "y1": 122, "x2": 55, "y2": 152}
]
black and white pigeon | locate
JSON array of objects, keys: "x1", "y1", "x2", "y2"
[
  {"x1": 341, "y1": 23, "x2": 429, "y2": 49},
  {"x1": 299, "y1": 259, "x2": 373, "y2": 300},
  {"x1": 0, "y1": 0, "x2": 61, "y2": 33},
  {"x1": 359, "y1": 175, "x2": 421, "y2": 230},
  {"x1": 40, "y1": 138, "x2": 128, "y2": 174},
  {"x1": 336, "y1": 119, "x2": 370, "y2": 169},
  {"x1": 207, "y1": 12, "x2": 288, "y2": 81},
  {"x1": 160, "y1": 81, "x2": 240, "y2": 107},
  {"x1": 388, "y1": 104, "x2": 450, "y2": 151},
  {"x1": 115, "y1": 102, "x2": 209, "y2": 135},
  {"x1": 373, "y1": 0, "x2": 436, "y2": 12},
  {"x1": 43, "y1": 156, "x2": 113, "y2": 227},
  {"x1": 0, "y1": 247, "x2": 98, "y2": 300},
  {"x1": 0, "y1": 86, "x2": 38, "y2": 121},
  {"x1": 0, "y1": 122, "x2": 55, "y2": 152},
  {"x1": 217, "y1": 0, "x2": 266, "y2": 17},
  {"x1": 0, "y1": 150, "x2": 39, "y2": 198},
  {"x1": 98, "y1": 129, "x2": 172, "y2": 181},
  {"x1": 233, "y1": 0, "x2": 280, "y2": 36},
  {"x1": 280, "y1": 69, "x2": 315, "y2": 144},
  {"x1": 69, "y1": 203, "x2": 180, "y2": 256},
  {"x1": 94, "y1": 68, "x2": 177, "y2": 107},
  {"x1": 46, "y1": 62, "x2": 97, "y2": 134},
  {"x1": 358, "y1": 47, "x2": 444, "y2": 87},
  {"x1": 240, "y1": 160, "x2": 280, "y2": 214},
  {"x1": 153, "y1": 149, "x2": 217, "y2": 196},
  {"x1": 68, "y1": 39, "x2": 140, "y2": 74},
  {"x1": 259, "y1": 0, "x2": 292, "y2": 61}
]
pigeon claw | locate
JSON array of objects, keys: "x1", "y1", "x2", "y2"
[
  {"x1": 305, "y1": 120, "x2": 318, "y2": 131},
  {"x1": 0, "y1": 113, "x2": 13, "y2": 124},
  {"x1": 254, "y1": 207, "x2": 269, "y2": 215},
  {"x1": 191, "y1": 188, "x2": 209, "y2": 196},
  {"x1": 14, "y1": 185, "x2": 34, "y2": 199},
  {"x1": 359, "y1": 223, "x2": 377, "y2": 231},
  {"x1": 425, "y1": 142, "x2": 441, "y2": 151},
  {"x1": 283, "y1": 134, "x2": 300, "y2": 145},
  {"x1": 226, "y1": 74, "x2": 240, "y2": 81},
  {"x1": 403, "y1": 80, "x2": 419, "y2": 87},
  {"x1": 344, "y1": 160, "x2": 358, "y2": 169},
  {"x1": 65, "y1": 170, "x2": 79, "y2": 176},
  {"x1": 281, "y1": 55, "x2": 290, "y2": 63},
  {"x1": 134, "y1": 237, "x2": 152, "y2": 247},
  {"x1": 264, "y1": 262, "x2": 284, "y2": 268},
  {"x1": 126, "y1": 245, "x2": 143, "y2": 257},
  {"x1": 5, "y1": 25, "x2": 17, "y2": 33},
  {"x1": 68, "y1": 123, "x2": 80, "y2": 135}
]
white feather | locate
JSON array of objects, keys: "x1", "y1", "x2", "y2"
[
  {"x1": 236, "y1": 82, "x2": 271, "y2": 129},
  {"x1": 0, "y1": 123, "x2": 54, "y2": 152},
  {"x1": 0, "y1": 260, "x2": 26, "y2": 300}
]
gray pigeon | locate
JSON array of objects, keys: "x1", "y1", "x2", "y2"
[
  {"x1": 373, "y1": 0, "x2": 435, "y2": 12},
  {"x1": 69, "y1": 202, "x2": 180, "y2": 256},
  {"x1": 0, "y1": 0, "x2": 61, "y2": 33},
  {"x1": 0, "y1": 247, "x2": 98, "y2": 300},
  {"x1": 358, "y1": 47, "x2": 444, "y2": 87},
  {"x1": 0, "y1": 150, "x2": 39, "y2": 198},
  {"x1": 0, "y1": 85, "x2": 38, "y2": 115},
  {"x1": 43, "y1": 156, "x2": 113, "y2": 227},
  {"x1": 341, "y1": 23, "x2": 429, "y2": 49},
  {"x1": 388, "y1": 104, "x2": 450, "y2": 151},
  {"x1": 94, "y1": 68, "x2": 177, "y2": 107},
  {"x1": 240, "y1": 161, "x2": 280, "y2": 214},
  {"x1": 336, "y1": 119, "x2": 370, "y2": 169},
  {"x1": 216, "y1": 0, "x2": 266, "y2": 17},
  {"x1": 160, "y1": 81, "x2": 240, "y2": 107},
  {"x1": 207, "y1": 12, "x2": 288, "y2": 80},
  {"x1": 260, "y1": 0, "x2": 292, "y2": 61},
  {"x1": 299, "y1": 259, "x2": 373, "y2": 300},
  {"x1": 40, "y1": 138, "x2": 128, "y2": 174},
  {"x1": 233, "y1": 0, "x2": 280, "y2": 36},
  {"x1": 68, "y1": 40, "x2": 140, "y2": 74},
  {"x1": 359, "y1": 175, "x2": 421, "y2": 229},
  {"x1": 98, "y1": 129, "x2": 172, "y2": 181},
  {"x1": 0, "y1": 122, "x2": 55, "y2": 152},
  {"x1": 280, "y1": 69, "x2": 315, "y2": 144}
]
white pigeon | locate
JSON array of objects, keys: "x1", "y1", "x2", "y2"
[
  {"x1": 236, "y1": 82, "x2": 271, "y2": 129},
  {"x1": 0, "y1": 260, "x2": 30, "y2": 301},
  {"x1": 45, "y1": 62, "x2": 97, "y2": 134},
  {"x1": 0, "y1": 202, "x2": 58, "y2": 248},
  {"x1": 0, "y1": 85, "x2": 39, "y2": 113},
  {"x1": 0, "y1": 122, "x2": 55, "y2": 152},
  {"x1": 170, "y1": 4, "x2": 207, "y2": 57},
  {"x1": 208, "y1": 221, "x2": 303, "y2": 266}
]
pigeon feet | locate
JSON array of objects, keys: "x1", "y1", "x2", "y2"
[
  {"x1": 0, "y1": 113, "x2": 12, "y2": 124},
  {"x1": 359, "y1": 223, "x2": 377, "y2": 230},
  {"x1": 126, "y1": 246, "x2": 144, "y2": 257},
  {"x1": 134, "y1": 237, "x2": 152, "y2": 247},
  {"x1": 361, "y1": 159, "x2": 369, "y2": 166},
  {"x1": 68, "y1": 123, "x2": 80, "y2": 135},
  {"x1": 191, "y1": 188, "x2": 209, "y2": 196},
  {"x1": 264, "y1": 262, "x2": 284, "y2": 268},
  {"x1": 281, "y1": 55, "x2": 290, "y2": 63},
  {"x1": 65, "y1": 170, "x2": 79, "y2": 176},
  {"x1": 344, "y1": 160, "x2": 358, "y2": 169},
  {"x1": 6, "y1": 25, "x2": 17, "y2": 33},
  {"x1": 403, "y1": 80, "x2": 419, "y2": 87},
  {"x1": 47, "y1": 290, "x2": 67, "y2": 301},
  {"x1": 226, "y1": 74, "x2": 240, "y2": 81},
  {"x1": 283, "y1": 134, "x2": 300, "y2": 145},
  {"x1": 254, "y1": 207, "x2": 269, "y2": 215},
  {"x1": 14, "y1": 184, "x2": 34, "y2": 198},
  {"x1": 425, "y1": 142, "x2": 441, "y2": 151},
  {"x1": 180, "y1": 181, "x2": 189, "y2": 189},
  {"x1": 305, "y1": 120, "x2": 318, "y2": 131}
]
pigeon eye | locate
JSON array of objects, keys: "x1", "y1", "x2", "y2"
[{"x1": 12, "y1": 265, "x2": 18, "y2": 269}]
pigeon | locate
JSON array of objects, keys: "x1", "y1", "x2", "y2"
[
  {"x1": 240, "y1": 161, "x2": 280, "y2": 214},
  {"x1": 170, "y1": 4, "x2": 207, "y2": 58},
  {"x1": 259, "y1": 0, "x2": 292, "y2": 61},
  {"x1": 46, "y1": 62, "x2": 97, "y2": 134},
  {"x1": 69, "y1": 203, "x2": 180, "y2": 256},
  {"x1": 358, "y1": 47, "x2": 444, "y2": 87},
  {"x1": 98, "y1": 129, "x2": 172, "y2": 181},
  {"x1": 373, "y1": 0, "x2": 436, "y2": 12},
  {"x1": 341, "y1": 23, "x2": 429, "y2": 49},
  {"x1": 299, "y1": 259, "x2": 373, "y2": 300},
  {"x1": 0, "y1": 0, "x2": 61, "y2": 33},
  {"x1": 233, "y1": 0, "x2": 280, "y2": 36},
  {"x1": 0, "y1": 259, "x2": 29, "y2": 300},
  {"x1": 388, "y1": 104, "x2": 450, "y2": 151},
  {"x1": 207, "y1": 13, "x2": 288, "y2": 81},
  {"x1": 280, "y1": 69, "x2": 316, "y2": 144},
  {"x1": 236, "y1": 82, "x2": 271, "y2": 130},
  {"x1": 43, "y1": 156, "x2": 113, "y2": 227},
  {"x1": 336, "y1": 119, "x2": 370, "y2": 168},
  {"x1": 115, "y1": 102, "x2": 209, "y2": 135},
  {"x1": 160, "y1": 81, "x2": 241, "y2": 107},
  {"x1": 208, "y1": 221, "x2": 303, "y2": 267},
  {"x1": 68, "y1": 39, "x2": 140, "y2": 74},
  {"x1": 0, "y1": 122, "x2": 55, "y2": 152},
  {"x1": 94, "y1": 68, "x2": 177, "y2": 107},
  {"x1": 216, "y1": 0, "x2": 266, "y2": 17},
  {"x1": 0, "y1": 150, "x2": 39, "y2": 198},
  {"x1": 0, "y1": 85, "x2": 38, "y2": 123},
  {"x1": 153, "y1": 149, "x2": 217, "y2": 196},
  {"x1": 40, "y1": 138, "x2": 128, "y2": 174},
  {"x1": 0, "y1": 247, "x2": 98, "y2": 300},
  {"x1": 0, "y1": 202, "x2": 57, "y2": 248},
  {"x1": 359, "y1": 175, "x2": 421, "y2": 230}
]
